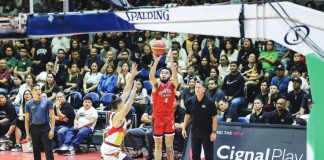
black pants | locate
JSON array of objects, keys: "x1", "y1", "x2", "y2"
[
  {"x1": 191, "y1": 130, "x2": 213, "y2": 160},
  {"x1": 0, "y1": 121, "x2": 11, "y2": 137},
  {"x1": 30, "y1": 124, "x2": 54, "y2": 160}
]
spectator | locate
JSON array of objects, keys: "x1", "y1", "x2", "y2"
[
  {"x1": 53, "y1": 92, "x2": 75, "y2": 149},
  {"x1": 201, "y1": 36, "x2": 221, "y2": 66},
  {"x1": 13, "y1": 73, "x2": 35, "y2": 105},
  {"x1": 206, "y1": 78, "x2": 225, "y2": 105},
  {"x1": 257, "y1": 80, "x2": 269, "y2": 105},
  {"x1": 287, "y1": 77, "x2": 306, "y2": 116},
  {"x1": 117, "y1": 50, "x2": 133, "y2": 74},
  {"x1": 41, "y1": 73, "x2": 61, "y2": 101},
  {"x1": 198, "y1": 57, "x2": 210, "y2": 81},
  {"x1": 218, "y1": 55, "x2": 230, "y2": 83},
  {"x1": 287, "y1": 67, "x2": 309, "y2": 93},
  {"x1": 31, "y1": 38, "x2": 52, "y2": 75},
  {"x1": 0, "y1": 92, "x2": 17, "y2": 150},
  {"x1": 238, "y1": 38, "x2": 259, "y2": 67},
  {"x1": 264, "y1": 84, "x2": 281, "y2": 112},
  {"x1": 67, "y1": 50, "x2": 85, "y2": 75},
  {"x1": 167, "y1": 49, "x2": 186, "y2": 75},
  {"x1": 271, "y1": 65, "x2": 290, "y2": 97},
  {"x1": 3, "y1": 90, "x2": 32, "y2": 152},
  {"x1": 84, "y1": 48, "x2": 104, "y2": 73},
  {"x1": 0, "y1": 59, "x2": 11, "y2": 94},
  {"x1": 98, "y1": 63, "x2": 118, "y2": 96},
  {"x1": 267, "y1": 97, "x2": 294, "y2": 125},
  {"x1": 220, "y1": 39, "x2": 239, "y2": 63},
  {"x1": 63, "y1": 63, "x2": 83, "y2": 93},
  {"x1": 3, "y1": 46, "x2": 17, "y2": 73},
  {"x1": 168, "y1": 38, "x2": 187, "y2": 65},
  {"x1": 299, "y1": 91, "x2": 312, "y2": 117},
  {"x1": 249, "y1": 98, "x2": 267, "y2": 123},
  {"x1": 173, "y1": 96, "x2": 185, "y2": 158},
  {"x1": 204, "y1": 66, "x2": 222, "y2": 88},
  {"x1": 222, "y1": 61, "x2": 245, "y2": 117},
  {"x1": 186, "y1": 40, "x2": 202, "y2": 68},
  {"x1": 100, "y1": 39, "x2": 118, "y2": 62},
  {"x1": 183, "y1": 65, "x2": 201, "y2": 86},
  {"x1": 90, "y1": 32, "x2": 105, "y2": 50},
  {"x1": 242, "y1": 59, "x2": 263, "y2": 105},
  {"x1": 54, "y1": 49, "x2": 69, "y2": 72},
  {"x1": 9, "y1": 74, "x2": 23, "y2": 102},
  {"x1": 139, "y1": 44, "x2": 153, "y2": 69},
  {"x1": 286, "y1": 52, "x2": 307, "y2": 78},
  {"x1": 51, "y1": 36, "x2": 70, "y2": 57},
  {"x1": 259, "y1": 40, "x2": 279, "y2": 81},
  {"x1": 132, "y1": 78, "x2": 148, "y2": 125},
  {"x1": 218, "y1": 98, "x2": 238, "y2": 122},
  {"x1": 125, "y1": 105, "x2": 153, "y2": 159},
  {"x1": 13, "y1": 47, "x2": 32, "y2": 77},
  {"x1": 58, "y1": 97, "x2": 98, "y2": 155},
  {"x1": 36, "y1": 61, "x2": 55, "y2": 88},
  {"x1": 182, "y1": 34, "x2": 198, "y2": 54},
  {"x1": 83, "y1": 62, "x2": 102, "y2": 94},
  {"x1": 181, "y1": 77, "x2": 196, "y2": 108}
]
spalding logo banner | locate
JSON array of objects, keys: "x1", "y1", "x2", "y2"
[{"x1": 183, "y1": 123, "x2": 306, "y2": 160}]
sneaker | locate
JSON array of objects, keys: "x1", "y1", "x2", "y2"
[
  {"x1": 0, "y1": 136, "x2": 10, "y2": 143},
  {"x1": 63, "y1": 149, "x2": 75, "y2": 156},
  {"x1": 11, "y1": 144, "x2": 22, "y2": 152},
  {"x1": 0, "y1": 143, "x2": 8, "y2": 151},
  {"x1": 131, "y1": 152, "x2": 144, "y2": 158}
]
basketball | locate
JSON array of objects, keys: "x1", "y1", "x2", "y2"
[{"x1": 152, "y1": 40, "x2": 166, "y2": 57}]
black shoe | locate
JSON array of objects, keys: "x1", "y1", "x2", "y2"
[
  {"x1": 131, "y1": 152, "x2": 144, "y2": 159},
  {"x1": 146, "y1": 154, "x2": 154, "y2": 160}
]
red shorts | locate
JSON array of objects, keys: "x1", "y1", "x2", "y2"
[{"x1": 152, "y1": 113, "x2": 175, "y2": 137}]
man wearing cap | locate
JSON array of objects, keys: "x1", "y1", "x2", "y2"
[
  {"x1": 182, "y1": 80, "x2": 217, "y2": 160},
  {"x1": 287, "y1": 67, "x2": 310, "y2": 92},
  {"x1": 0, "y1": 92, "x2": 17, "y2": 150},
  {"x1": 287, "y1": 77, "x2": 307, "y2": 116},
  {"x1": 130, "y1": 36, "x2": 146, "y2": 65},
  {"x1": 270, "y1": 64, "x2": 290, "y2": 97}
]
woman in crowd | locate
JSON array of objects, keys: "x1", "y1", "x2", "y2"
[
  {"x1": 41, "y1": 73, "x2": 61, "y2": 101},
  {"x1": 117, "y1": 62, "x2": 132, "y2": 92},
  {"x1": 218, "y1": 55, "x2": 230, "y2": 83},
  {"x1": 13, "y1": 73, "x2": 34, "y2": 105},
  {"x1": 63, "y1": 63, "x2": 83, "y2": 93},
  {"x1": 98, "y1": 63, "x2": 118, "y2": 96},
  {"x1": 220, "y1": 39, "x2": 239, "y2": 63},
  {"x1": 83, "y1": 62, "x2": 102, "y2": 94},
  {"x1": 132, "y1": 78, "x2": 148, "y2": 125}
]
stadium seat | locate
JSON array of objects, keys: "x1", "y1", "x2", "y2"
[
  {"x1": 238, "y1": 117, "x2": 249, "y2": 123},
  {"x1": 84, "y1": 92, "x2": 100, "y2": 108},
  {"x1": 138, "y1": 68, "x2": 150, "y2": 80},
  {"x1": 143, "y1": 80, "x2": 152, "y2": 95},
  {"x1": 155, "y1": 67, "x2": 163, "y2": 77},
  {"x1": 100, "y1": 93, "x2": 115, "y2": 110},
  {"x1": 68, "y1": 91, "x2": 83, "y2": 109}
]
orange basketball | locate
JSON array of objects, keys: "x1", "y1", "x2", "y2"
[{"x1": 152, "y1": 40, "x2": 166, "y2": 57}]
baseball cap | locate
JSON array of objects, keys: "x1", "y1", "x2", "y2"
[
  {"x1": 276, "y1": 65, "x2": 285, "y2": 71},
  {"x1": 291, "y1": 77, "x2": 302, "y2": 83},
  {"x1": 137, "y1": 36, "x2": 145, "y2": 43}
]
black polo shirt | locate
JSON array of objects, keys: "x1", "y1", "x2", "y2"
[
  {"x1": 185, "y1": 95, "x2": 216, "y2": 133},
  {"x1": 249, "y1": 110, "x2": 268, "y2": 123},
  {"x1": 267, "y1": 110, "x2": 294, "y2": 125},
  {"x1": 54, "y1": 102, "x2": 75, "y2": 127}
]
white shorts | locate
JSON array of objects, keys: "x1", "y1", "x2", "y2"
[{"x1": 100, "y1": 143, "x2": 126, "y2": 160}]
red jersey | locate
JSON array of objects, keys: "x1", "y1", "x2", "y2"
[{"x1": 152, "y1": 81, "x2": 175, "y2": 117}]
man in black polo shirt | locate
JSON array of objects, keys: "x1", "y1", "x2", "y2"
[
  {"x1": 267, "y1": 96, "x2": 294, "y2": 125},
  {"x1": 182, "y1": 80, "x2": 217, "y2": 160},
  {"x1": 53, "y1": 92, "x2": 75, "y2": 149},
  {"x1": 218, "y1": 98, "x2": 238, "y2": 122}
]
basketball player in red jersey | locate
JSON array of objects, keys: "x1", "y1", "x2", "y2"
[{"x1": 149, "y1": 54, "x2": 179, "y2": 160}]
